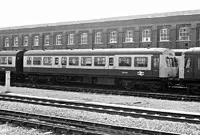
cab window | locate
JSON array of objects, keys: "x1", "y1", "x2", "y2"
[
  {"x1": 81, "y1": 57, "x2": 92, "y2": 66},
  {"x1": 134, "y1": 57, "x2": 147, "y2": 67},
  {"x1": 166, "y1": 57, "x2": 171, "y2": 67},
  {"x1": 94, "y1": 57, "x2": 106, "y2": 66},
  {"x1": 119, "y1": 57, "x2": 131, "y2": 67},
  {"x1": 33, "y1": 57, "x2": 42, "y2": 65}
]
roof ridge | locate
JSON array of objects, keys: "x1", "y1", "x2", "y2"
[{"x1": 1, "y1": 9, "x2": 200, "y2": 30}]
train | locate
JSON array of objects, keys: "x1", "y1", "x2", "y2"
[{"x1": 0, "y1": 47, "x2": 199, "y2": 94}]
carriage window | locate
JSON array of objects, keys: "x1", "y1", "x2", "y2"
[
  {"x1": 8, "y1": 57, "x2": 12, "y2": 65},
  {"x1": 185, "y1": 58, "x2": 191, "y2": 68},
  {"x1": 153, "y1": 58, "x2": 159, "y2": 68},
  {"x1": 166, "y1": 57, "x2": 171, "y2": 67},
  {"x1": 69, "y1": 57, "x2": 79, "y2": 66},
  {"x1": 170, "y1": 58, "x2": 175, "y2": 67},
  {"x1": 81, "y1": 57, "x2": 92, "y2": 66},
  {"x1": 43, "y1": 57, "x2": 52, "y2": 65},
  {"x1": 134, "y1": 57, "x2": 147, "y2": 67},
  {"x1": 0, "y1": 57, "x2": 7, "y2": 64},
  {"x1": 119, "y1": 57, "x2": 131, "y2": 67},
  {"x1": 174, "y1": 57, "x2": 179, "y2": 67},
  {"x1": 94, "y1": 57, "x2": 106, "y2": 66},
  {"x1": 109, "y1": 58, "x2": 114, "y2": 66},
  {"x1": 61, "y1": 57, "x2": 67, "y2": 65},
  {"x1": 33, "y1": 57, "x2": 42, "y2": 65},
  {"x1": 55, "y1": 57, "x2": 59, "y2": 65},
  {"x1": 27, "y1": 57, "x2": 32, "y2": 65}
]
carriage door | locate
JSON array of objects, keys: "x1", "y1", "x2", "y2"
[
  {"x1": 108, "y1": 56, "x2": 115, "y2": 76},
  {"x1": 16, "y1": 50, "x2": 26, "y2": 74},
  {"x1": 151, "y1": 55, "x2": 159, "y2": 77},
  {"x1": 193, "y1": 57, "x2": 200, "y2": 79},
  {"x1": 184, "y1": 56, "x2": 193, "y2": 78}
]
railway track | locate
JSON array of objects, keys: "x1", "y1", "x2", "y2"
[
  {"x1": 1, "y1": 109, "x2": 179, "y2": 135},
  {"x1": 11, "y1": 82, "x2": 200, "y2": 102},
  {"x1": 1, "y1": 94, "x2": 200, "y2": 125}
]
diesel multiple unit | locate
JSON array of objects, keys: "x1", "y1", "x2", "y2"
[{"x1": 0, "y1": 48, "x2": 178, "y2": 92}]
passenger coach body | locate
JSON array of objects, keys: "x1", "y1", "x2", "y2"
[
  {"x1": 23, "y1": 48, "x2": 177, "y2": 91},
  {"x1": 179, "y1": 47, "x2": 200, "y2": 94},
  {"x1": 0, "y1": 50, "x2": 25, "y2": 81}
]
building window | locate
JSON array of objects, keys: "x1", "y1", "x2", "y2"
[
  {"x1": 95, "y1": 32, "x2": 102, "y2": 44},
  {"x1": 4, "y1": 37, "x2": 9, "y2": 47},
  {"x1": 142, "y1": 29, "x2": 151, "y2": 42},
  {"x1": 34, "y1": 36, "x2": 39, "y2": 46},
  {"x1": 125, "y1": 30, "x2": 133, "y2": 42},
  {"x1": 44, "y1": 35, "x2": 50, "y2": 46},
  {"x1": 68, "y1": 34, "x2": 74, "y2": 45},
  {"x1": 179, "y1": 27, "x2": 190, "y2": 41},
  {"x1": 160, "y1": 28, "x2": 169, "y2": 41},
  {"x1": 56, "y1": 34, "x2": 62, "y2": 45},
  {"x1": 110, "y1": 31, "x2": 117, "y2": 43},
  {"x1": 23, "y1": 36, "x2": 28, "y2": 46},
  {"x1": 81, "y1": 33, "x2": 88, "y2": 44},
  {"x1": 14, "y1": 37, "x2": 19, "y2": 47}
]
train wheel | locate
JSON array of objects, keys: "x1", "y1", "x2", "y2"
[
  {"x1": 191, "y1": 85, "x2": 200, "y2": 95},
  {"x1": 122, "y1": 81, "x2": 134, "y2": 90},
  {"x1": 30, "y1": 77, "x2": 38, "y2": 84},
  {"x1": 149, "y1": 83, "x2": 163, "y2": 92}
]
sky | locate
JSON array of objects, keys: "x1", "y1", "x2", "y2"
[{"x1": 1, "y1": 0, "x2": 200, "y2": 28}]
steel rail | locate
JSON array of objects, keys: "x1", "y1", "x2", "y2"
[
  {"x1": 0, "y1": 94, "x2": 200, "y2": 125},
  {"x1": 12, "y1": 82, "x2": 200, "y2": 102},
  {"x1": 0, "y1": 109, "x2": 181, "y2": 135}
]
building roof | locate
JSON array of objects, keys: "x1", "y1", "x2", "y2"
[
  {"x1": 24, "y1": 48, "x2": 174, "y2": 56},
  {"x1": 1, "y1": 9, "x2": 200, "y2": 31}
]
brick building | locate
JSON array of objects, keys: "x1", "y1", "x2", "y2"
[{"x1": 1, "y1": 10, "x2": 200, "y2": 51}]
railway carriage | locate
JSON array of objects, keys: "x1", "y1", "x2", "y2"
[
  {"x1": 23, "y1": 48, "x2": 178, "y2": 91},
  {"x1": 179, "y1": 47, "x2": 200, "y2": 94},
  {"x1": 0, "y1": 50, "x2": 25, "y2": 81}
]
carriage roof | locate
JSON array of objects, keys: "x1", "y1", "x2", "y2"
[
  {"x1": 24, "y1": 48, "x2": 174, "y2": 56},
  {"x1": 0, "y1": 50, "x2": 21, "y2": 56},
  {"x1": 183, "y1": 47, "x2": 200, "y2": 55}
]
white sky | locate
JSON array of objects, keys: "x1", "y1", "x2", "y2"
[{"x1": 1, "y1": 0, "x2": 200, "y2": 28}]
